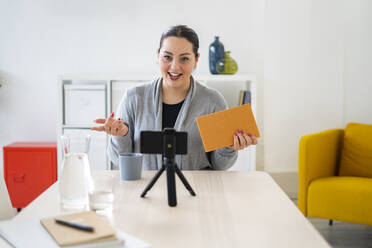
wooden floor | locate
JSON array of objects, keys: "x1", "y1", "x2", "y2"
[
  {"x1": 290, "y1": 199, "x2": 372, "y2": 248},
  {"x1": 308, "y1": 217, "x2": 372, "y2": 248}
]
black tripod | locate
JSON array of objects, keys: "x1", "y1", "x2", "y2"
[{"x1": 140, "y1": 128, "x2": 196, "y2": 207}]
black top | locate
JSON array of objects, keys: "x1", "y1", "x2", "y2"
[{"x1": 162, "y1": 100, "x2": 185, "y2": 128}]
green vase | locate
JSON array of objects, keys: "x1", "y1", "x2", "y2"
[{"x1": 216, "y1": 51, "x2": 238, "y2": 75}]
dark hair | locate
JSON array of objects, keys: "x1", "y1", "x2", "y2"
[{"x1": 158, "y1": 25, "x2": 199, "y2": 58}]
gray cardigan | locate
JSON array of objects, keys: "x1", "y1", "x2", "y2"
[{"x1": 108, "y1": 77, "x2": 237, "y2": 170}]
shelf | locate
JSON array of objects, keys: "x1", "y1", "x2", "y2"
[{"x1": 58, "y1": 75, "x2": 258, "y2": 172}]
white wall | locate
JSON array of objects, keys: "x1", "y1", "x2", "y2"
[
  {"x1": 343, "y1": 0, "x2": 372, "y2": 124},
  {"x1": 1, "y1": 0, "x2": 371, "y2": 173},
  {"x1": 0, "y1": 0, "x2": 265, "y2": 172},
  {"x1": 263, "y1": 0, "x2": 372, "y2": 172}
]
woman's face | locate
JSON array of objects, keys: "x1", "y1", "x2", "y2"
[{"x1": 158, "y1": 36, "x2": 199, "y2": 89}]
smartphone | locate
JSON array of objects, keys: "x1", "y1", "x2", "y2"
[{"x1": 140, "y1": 130, "x2": 187, "y2": 155}]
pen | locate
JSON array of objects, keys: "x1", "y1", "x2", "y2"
[{"x1": 55, "y1": 219, "x2": 94, "y2": 232}]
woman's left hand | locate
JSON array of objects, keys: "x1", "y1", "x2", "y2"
[{"x1": 231, "y1": 130, "x2": 258, "y2": 151}]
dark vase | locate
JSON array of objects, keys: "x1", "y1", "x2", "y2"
[{"x1": 209, "y1": 36, "x2": 225, "y2": 74}]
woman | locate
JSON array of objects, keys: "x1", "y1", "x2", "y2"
[{"x1": 92, "y1": 25, "x2": 257, "y2": 170}]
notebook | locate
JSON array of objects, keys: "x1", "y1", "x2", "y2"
[
  {"x1": 40, "y1": 211, "x2": 119, "y2": 247},
  {"x1": 0, "y1": 213, "x2": 150, "y2": 248},
  {"x1": 196, "y1": 104, "x2": 260, "y2": 152}
]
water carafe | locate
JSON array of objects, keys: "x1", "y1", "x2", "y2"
[{"x1": 59, "y1": 134, "x2": 93, "y2": 209}]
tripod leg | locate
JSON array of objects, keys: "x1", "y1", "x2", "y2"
[
  {"x1": 174, "y1": 166, "x2": 196, "y2": 196},
  {"x1": 166, "y1": 166, "x2": 177, "y2": 207},
  {"x1": 141, "y1": 166, "x2": 165, "y2": 197}
]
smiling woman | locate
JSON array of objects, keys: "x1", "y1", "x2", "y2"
[
  {"x1": 158, "y1": 36, "x2": 199, "y2": 103},
  {"x1": 91, "y1": 25, "x2": 258, "y2": 170},
  {"x1": 157, "y1": 26, "x2": 200, "y2": 104}
]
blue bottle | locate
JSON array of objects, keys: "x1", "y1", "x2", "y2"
[{"x1": 209, "y1": 36, "x2": 225, "y2": 74}]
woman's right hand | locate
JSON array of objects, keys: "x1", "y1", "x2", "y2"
[{"x1": 91, "y1": 112, "x2": 129, "y2": 136}]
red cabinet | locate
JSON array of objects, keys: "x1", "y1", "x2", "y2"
[{"x1": 3, "y1": 142, "x2": 57, "y2": 208}]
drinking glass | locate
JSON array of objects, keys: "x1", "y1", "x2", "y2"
[{"x1": 89, "y1": 172, "x2": 114, "y2": 214}]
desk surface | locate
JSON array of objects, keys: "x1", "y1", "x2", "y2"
[{"x1": 1, "y1": 171, "x2": 330, "y2": 248}]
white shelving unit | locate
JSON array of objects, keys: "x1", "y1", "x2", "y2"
[{"x1": 57, "y1": 74, "x2": 257, "y2": 176}]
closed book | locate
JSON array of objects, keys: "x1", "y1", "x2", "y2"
[
  {"x1": 243, "y1": 91, "x2": 251, "y2": 104},
  {"x1": 0, "y1": 218, "x2": 150, "y2": 248},
  {"x1": 63, "y1": 235, "x2": 124, "y2": 248},
  {"x1": 238, "y1": 90, "x2": 245, "y2": 105},
  {"x1": 40, "y1": 211, "x2": 123, "y2": 247},
  {"x1": 196, "y1": 104, "x2": 260, "y2": 152}
]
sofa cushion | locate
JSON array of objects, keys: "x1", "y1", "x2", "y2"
[
  {"x1": 339, "y1": 122, "x2": 372, "y2": 177},
  {"x1": 308, "y1": 177, "x2": 372, "y2": 225}
]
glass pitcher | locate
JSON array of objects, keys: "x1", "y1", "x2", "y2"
[{"x1": 59, "y1": 134, "x2": 93, "y2": 209}]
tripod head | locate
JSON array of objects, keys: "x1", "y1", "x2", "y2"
[{"x1": 163, "y1": 128, "x2": 177, "y2": 160}]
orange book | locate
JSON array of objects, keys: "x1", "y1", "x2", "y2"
[{"x1": 196, "y1": 104, "x2": 260, "y2": 152}]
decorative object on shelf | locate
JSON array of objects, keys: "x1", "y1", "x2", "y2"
[
  {"x1": 216, "y1": 51, "x2": 238, "y2": 75},
  {"x1": 209, "y1": 36, "x2": 225, "y2": 74}
]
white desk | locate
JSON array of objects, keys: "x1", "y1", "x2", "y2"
[{"x1": 0, "y1": 171, "x2": 330, "y2": 248}]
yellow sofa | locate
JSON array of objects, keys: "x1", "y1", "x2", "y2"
[{"x1": 298, "y1": 123, "x2": 372, "y2": 225}]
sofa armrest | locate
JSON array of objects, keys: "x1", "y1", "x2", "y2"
[{"x1": 298, "y1": 129, "x2": 344, "y2": 216}]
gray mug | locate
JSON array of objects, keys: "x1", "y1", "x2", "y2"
[{"x1": 119, "y1": 153, "x2": 143, "y2": 180}]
